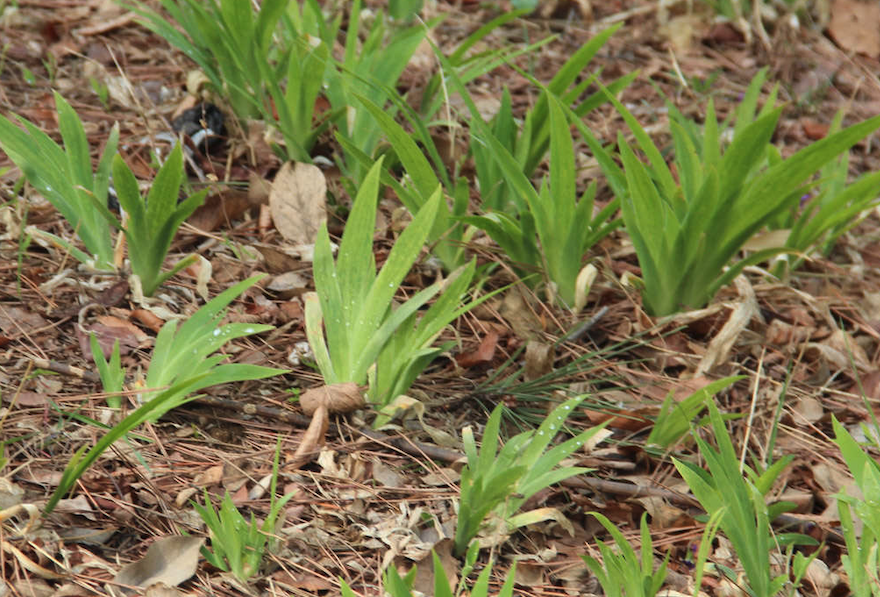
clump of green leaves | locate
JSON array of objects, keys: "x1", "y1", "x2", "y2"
[
  {"x1": 130, "y1": 0, "x2": 428, "y2": 167},
  {"x1": 0, "y1": 91, "x2": 118, "y2": 270},
  {"x1": 646, "y1": 376, "x2": 742, "y2": 449},
  {"x1": 91, "y1": 143, "x2": 207, "y2": 297},
  {"x1": 469, "y1": 24, "x2": 634, "y2": 214},
  {"x1": 455, "y1": 397, "x2": 607, "y2": 556},
  {"x1": 45, "y1": 276, "x2": 285, "y2": 515},
  {"x1": 306, "y1": 159, "x2": 488, "y2": 410},
  {"x1": 583, "y1": 83, "x2": 880, "y2": 316},
  {"x1": 672, "y1": 401, "x2": 816, "y2": 597},
  {"x1": 832, "y1": 416, "x2": 880, "y2": 597},
  {"x1": 348, "y1": 92, "x2": 471, "y2": 272},
  {"x1": 128, "y1": 0, "x2": 326, "y2": 161},
  {"x1": 429, "y1": 26, "x2": 630, "y2": 309},
  {"x1": 89, "y1": 336, "x2": 125, "y2": 409},
  {"x1": 582, "y1": 512, "x2": 669, "y2": 597},
  {"x1": 464, "y1": 91, "x2": 621, "y2": 310},
  {"x1": 768, "y1": 111, "x2": 880, "y2": 278},
  {"x1": 194, "y1": 438, "x2": 294, "y2": 582},
  {"x1": 341, "y1": 543, "x2": 516, "y2": 597},
  {"x1": 665, "y1": 71, "x2": 880, "y2": 281}
]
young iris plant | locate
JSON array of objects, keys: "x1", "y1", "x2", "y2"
[
  {"x1": 579, "y1": 86, "x2": 880, "y2": 316},
  {"x1": 463, "y1": 91, "x2": 621, "y2": 310},
  {"x1": 646, "y1": 375, "x2": 742, "y2": 450},
  {"x1": 90, "y1": 336, "x2": 125, "y2": 409},
  {"x1": 672, "y1": 401, "x2": 816, "y2": 597},
  {"x1": 832, "y1": 416, "x2": 880, "y2": 597},
  {"x1": 769, "y1": 112, "x2": 880, "y2": 278},
  {"x1": 305, "y1": 158, "x2": 488, "y2": 410},
  {"x1": 454, "y1": 397, "x2": 607, "y2": 556},
  {"x1": 0, "y1": 91, "x2": 118, "y2": 270},
  {"x1": 128, "y1": 0, "x2": 331, "y2": 161},
  {"x1": 341, "y1": 545, "x2": 517, "y2": 597},
  {"x1": 469, "y1": 23, "x2": 635, "y2": 214},
  {"x1": 665, "y1": 71, "x2": 880, "y2": 280},
  {"x1": 131, "y1": 0, "x2": 429, "y2": 168},
  {"x1": 194, "y1": 438, "x2": 294, "y2": 582},
  {"x1": 582, "y1": 512, "x2": 669, "y2": 597},
  {"x1": 430, "y1": 34, "x2": 625, "y2": 310},
  {"x1": 90, "y1": 143, "x2": 207, "y2": 297},
  {"x1": 319, "y1": 0, "x2": 430, "y2": 186},
  {"x1": 44, "y1": 276, "x2": 285, "y2": 515}
]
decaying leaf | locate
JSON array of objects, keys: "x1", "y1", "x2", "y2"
[
  {"x1": 574, "y1": 263, "x2": 598, "y2": 313},
  {"x1": 455, "y1": 331, "x2": 498, "y2": 368},
  {"x1": 188, "y1": 188, "x2": 261, "y2": 232},
  {"x1": 409, "y1": 539, "x2": 458, "y2": 596},
  {"x1": 828, "y1": 0, "x2": 880, "y2": 57},
  {"x1": 269, "y1": 161, "x2": 327, "y2": 245},
  {"x1": 288, "y1": 403, "x2": 329, "y2": 469},
  {"x1": 372, "y1": 459, "x2": 404, "y2": 488},
  {"x1": 792, "y1": 395, "x2": 824, "y2": 425},
  {"x1": 143, "y1": 583, "x2": 185, "y2": 597},
  {"x1": 695, "y1": 275, "x2": 759, "y2": 376},
  {"x1": 114, "y1": 535, "x2": 203, "y2": 590},
  {"x1": 525, "y1": 340, "x2": 554, "y2": 381},
  {"x1": 1, "y1": 541, "x2": 67, "y2": 580},
  {"x1": 300, "y1": 382, "x2": 364, "y2": 415},
  {"x1": 290, "y1": 383, "x2": 363, "y2": 468},
  {"x1": 0, "y1": 477, "x2": 24, "y2": 510}
]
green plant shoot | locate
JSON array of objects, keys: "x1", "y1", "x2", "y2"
[
  {"x1": 0, "y1": 91, "x2": 118, "y2": 269},
  {"x1": 44, "y1": 276, "x2": 285, "y2": 515},
  {"x1": 90, "y1": 143, "x2": 207, "y2": 297}
]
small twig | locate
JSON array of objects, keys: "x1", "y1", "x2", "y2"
[
  {"x1": 562, "y1": 306, "x2": 609, "y2": 343},
  {"x1": 29, "y1": 358, "x2": 99, "y2": 383}
]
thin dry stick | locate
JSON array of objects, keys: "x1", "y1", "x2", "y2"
[{"x1": 740, "y1": 347, "x2": 764, "y2": 473}]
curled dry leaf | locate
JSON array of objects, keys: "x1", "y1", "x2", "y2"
[
  {"x1": 525, "y1": 340, "x2": 554, "y2": 381},
  {"x1": 269, "y1": 162, "x2": 327, "y2": 245},
  {"x1": 455, "y1": 331, "x2": 498, "y2": 368},
  {"x1": 291, "y1": 383, "x2": 363, "y2": 469},
  {"x1": 0, "y1": 503, "x2": 41, "y2": 536},
  {"x1": 188, "y1": 188, "x2": 260, "y2": 232},
  {"x1": 131, "y1": 308, "x2": 166, "y2": 334},
  {"x1": 288, "y1": 405, "x2": 329, "y2": 469},
  {"x1": 300, "y1": 382, "x2": 364, "y2": 416},
  {"x1": 765, "y1": 318, "x2": 815, "y2": 345},
  {"x1": 1, "y1": 541, "x2": 67, "y2": 580},
  {"x1": 695, "y1": 275, "x2": 759, "y2": 377}
]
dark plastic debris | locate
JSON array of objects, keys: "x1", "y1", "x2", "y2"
[{"x1": 171, "y1": 102, "x2": 226, "y2": 152}]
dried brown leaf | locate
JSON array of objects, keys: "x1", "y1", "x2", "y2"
[
  {"x1": 455, "y1": 331, "x2": 498, "y2": 368},
  {"x1": 288, "y1": 404, "x2": 329, "y2": 469},
  {"x1": 411, "y1": 539, "x2": 458, "y2": 595},
  {"x1": 300, "y1": 382, "x2": 364, "y2": 415},
  {"x1": 131, "y1": 309, "x2": 164, "y2": 334},
  {"x1": 270, "y1": 162, "x2": 327, "y2": 245},
  {"x1": 114, "y1": 536, "x2": 203, "y2": 590},
  {"x1": 525, "y1": 341, "x2": 554, "y2": 381},
  {"x1": 828, "y1": 0, "x2": 880, "y2": 57},
  {"x1": 143, "y1": 583, "x2": 185, "y2": 597}
]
